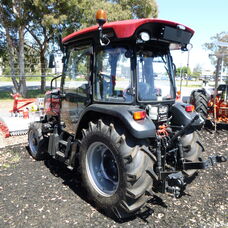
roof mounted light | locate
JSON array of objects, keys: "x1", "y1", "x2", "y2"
[
  {"x1": 96, "y1": 9, "x2": 107, "y2": 27},
  {"x1": 95, "y1": 9, "x2": 109, "y2": 46},
  {"x1": 177, "y1": 24, "x2": 186, "y2": 30},
  {"x1": 139, "y1": 32, "x2": 150, "y2": 42}
]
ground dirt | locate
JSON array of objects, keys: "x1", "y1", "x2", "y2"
[{"x1": 0, "y1": 128, "x2": 227, "y2": 228}]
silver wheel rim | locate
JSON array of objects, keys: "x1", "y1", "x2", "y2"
[
  {"x1": 86, "y1": 142, "x2": 119, "y2": 197},
  {"x1": 28, "y1": 130, "x2": 38, "y2": 156}
]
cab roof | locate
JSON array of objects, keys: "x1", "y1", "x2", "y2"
[{"x1": 62, "y1": 18, "x2": 194, "y2": 45}]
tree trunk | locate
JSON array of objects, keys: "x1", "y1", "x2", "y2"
[
  {"x1": 40, "y1": 49, "x2": 46, "y2": 92},
  {"x1": 5, "y1": 26, "x2": 20, "y2": 92},
  {"x1": 18, "y1": 25, "x2": 27, "y2": 97}
]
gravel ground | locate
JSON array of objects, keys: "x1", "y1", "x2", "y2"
[{"x1": 0, "y1": 128, "x2": 227, "y2": 228}]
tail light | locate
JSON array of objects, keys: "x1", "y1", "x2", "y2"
[
  {"x1": 185, "y1": 105, "x2": 195, "y2": 112},
  {"x1": 133, "y1": 111, "x2": 146, "y2": 120}
]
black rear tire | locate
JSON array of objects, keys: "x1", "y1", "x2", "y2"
[
  {"x1": 190, "y1": 91, "x2": 208, "y2": 121},
  {"x1": 28, "y1": 122, "x2": 48, "y2": 160},
  {"x1": 79, "y1": 119, "x2": 155, "y2": 219},
  {"x1": 181, "y1": 131, "x2": 203, "y2": 176}
]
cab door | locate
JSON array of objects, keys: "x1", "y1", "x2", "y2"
[{"x1": 61, "y1": 45, "x2": 92, "y2": 134}]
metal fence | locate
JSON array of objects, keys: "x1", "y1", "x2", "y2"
[{"x1": 0, "y1": 74, "x2": 61, "y2": 92}]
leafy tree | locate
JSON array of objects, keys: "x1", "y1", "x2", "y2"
[
  {"x1": 118, "y1": 0, "x2": 158, "y2": 19},
  {"x1": 0, "y1": 0, "x2": 32, "y2": 96},
  {"x1": 0, "y1": 25, "x2": 7, "y2": 67},
  {"x1": 1, "y1": 0, "x2": 158, "y2": 93},
  {"x1": 192, "y1": 64, "x2": 202, "y2": 79},
  {"x1": 204, "y1": 32, "x2": 228, "y2": 71},
  {"x1": 26, "y1": 0, "x2": 158, "y2": 91},
  {"x1": 79, "y1": 0, "x2": 158, "y2": 28},
  {"x1": 176, "y1": 66, "x2": 191, "y2": 77},
  {"x1": 24, "y1": 0, "x2": 84, "y2": 91}
]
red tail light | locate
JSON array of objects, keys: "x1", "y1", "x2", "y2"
[
  {"x1": 185, "y1": 105, "x2": 194, "y2": 112},
  {"x1": 133, "y1": 111, "x2": 146, "y2": 120}
]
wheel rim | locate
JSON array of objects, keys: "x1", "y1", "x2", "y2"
[
  {"x1": 28, "y1": 130, "x2": 38, "y2": 156},
  {"x1": 86, "y1": 142, "x2": 119, "y2": 197}
]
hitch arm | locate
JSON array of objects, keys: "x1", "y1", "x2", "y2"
[
  {"x1": 168, "y1": 114, "x2": 199, "y2": 148},
  {"x1": 183, "y1": 155, "x2": 227, "y2": 170}
]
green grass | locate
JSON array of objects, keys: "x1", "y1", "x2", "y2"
[
  {"x1": 176, "y1": 84, "x2": 203, "y2": 88},
  {"x1": 0, "y1": 76, "x2": 54, "y2": 82},
  {"x1": 0, "y1": 89, "x2": 45, "y2": 99},
  {"x1": 27, "y1": 89, "x2": 45, "y2": 98},
  {"x1": 0, "y1": 92, "x2": 12, "y2": 99}
]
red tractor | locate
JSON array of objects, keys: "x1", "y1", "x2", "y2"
[{"x1": 27, "y1": 10, "x2": 227, "y2": 219}]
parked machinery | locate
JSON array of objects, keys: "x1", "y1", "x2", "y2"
[
  {"x1": 28, "y1": 10, "x2": 227, "y2": 219},
  {"x1": 190, "y1": 84, "x2": 228, "y2": 124}
]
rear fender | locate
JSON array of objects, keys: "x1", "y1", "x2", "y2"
[
  {"x1": 170, "y1": 102, "x2": 204, "y2": 132},
  {"x1": 76, "y1": 104, "x2": 156, "y2": 139}
]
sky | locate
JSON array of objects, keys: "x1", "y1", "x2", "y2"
[{"x1": 156, "y1": 0, "x2": 228, "y2": 73}]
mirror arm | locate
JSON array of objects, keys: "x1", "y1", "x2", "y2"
[{"x1": 51, "y1": 74, "x2": 62, "y2": 91}]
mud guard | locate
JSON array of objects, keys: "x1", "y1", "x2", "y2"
[
  {"x1": 76, "y1": 104, "x2": 156, "y2": 139},
  {"x1": 170, "y1": 102, "x2": 204, "y2": 132}
]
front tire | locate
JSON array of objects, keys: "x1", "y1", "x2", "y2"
[
  {"x1": 28, "y1": 122, "x2": 47, "y2": 160},
  {"x1": 79, "y1": 120, "x2": 155, "y2": 219}
]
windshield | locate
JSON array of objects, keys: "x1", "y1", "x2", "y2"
[{"x1": 137, "y1": 50, "x2": 175, "y2": 102}]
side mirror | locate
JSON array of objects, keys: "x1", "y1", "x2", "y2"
[{"x1": 49, "y1": 53, "x2": 55, "y2": 68}]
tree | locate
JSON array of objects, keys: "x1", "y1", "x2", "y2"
[
  {"x1": 0, "y1": 0, "x2": 31, "y2": 96},
  {"x1": 1, "y1": 0, "x2": 159, "y2": 94},
  {"x1": 204, "y1": 32, "x2": 228, "y2": 70},
  {"x1": 192, "y1": 64, "x2": 202, "y2": 80},
  {"x1": 26, "y1": 0, "x2": 158, "y2": 92},
  {"x1": 78, "y1": 0, "x2": 158, "y2": 28},
  {"x1": 118, "y1": 0, "x2": 158, "y2": 18},
  {"x1": 176, "y1": 66, "x2": 191, "y2": 77},
  {"x1": 24, "y1": 0, "x2": 82, "y2": 92}
]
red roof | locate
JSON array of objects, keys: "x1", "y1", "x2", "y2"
[{"x1": 62, "y1": 18, "x2": 194, "y2": 44}]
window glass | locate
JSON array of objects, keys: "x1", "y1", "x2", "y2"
[
  {"x1": 61, "y1": 46, "x2": 91, "y2": 134},
  {"x1": 65, "y1": 47, "x2": 91, "y2": 90},
  {"x1": 95, "y1": 47, "x2": 133, "y2": 103},
  {"x1": 137, "y1": 52, "x2": 174, "y2": 102}
]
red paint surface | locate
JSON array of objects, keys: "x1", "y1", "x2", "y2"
[
  {"x1": 10, "y1": 93, "x2": 36, "y2": 113},
  {"x1": 62, "y1": 18, "x2": 194, "y2": 44},
  {"x1": 0, "y1": 121, "x2": 10, "y2": 138}
]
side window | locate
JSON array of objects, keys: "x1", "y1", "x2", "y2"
[
  {"x1": 64, "y1": 46, "x2": 91, "y2": 97},
  {"x1": 61, "y1": 46, "x2": 92, "y2": 134}
]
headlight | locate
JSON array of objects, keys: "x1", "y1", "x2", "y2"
[{"x1": 139, "y1": 32, "x2": 150, "y2": 42}]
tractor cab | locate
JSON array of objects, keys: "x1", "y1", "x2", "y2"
[{"x1": 59, "y1": 12, "x2": 195, "y2": 133}]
